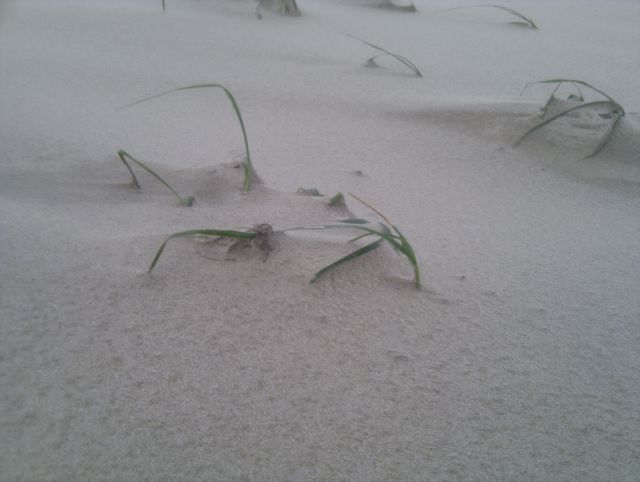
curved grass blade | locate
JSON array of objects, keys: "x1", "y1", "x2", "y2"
[
  {"x1": 438, "y1": 4, "x2": 537, "y2": 28},
  {"x1": 149, "y1": 229, "x2": 256, "y2": 272},
  {"x1": 514, "y1": 101, "x2": 622, "y2": 147},
  {"x1": 117, "y1": 150, "x2": 194, "y2": 206},
  {"x1": 122, "y1": 84, "x2": 255, "y2": 192},
  {"x1": 522, "y1": 79, "x2": 625, "y2": 116},
  {"x1": 311, "y1": 237, "x2": 384, "y2": 283},
  {"x1": 346, "y1": 34, "x2": 422, "y2": 77},
  {"x1": 479, "y1": 5, "x2": 537, "y2": 28},
  {"x1": 584, "y1": 111, "x2": 623, "y2": 159}
]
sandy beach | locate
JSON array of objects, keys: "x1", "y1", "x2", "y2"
[{"x1": 1, "y1": 0, "x2": 639, "y2": 479}]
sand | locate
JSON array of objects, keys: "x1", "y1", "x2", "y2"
[{"x1": 1, "y1": 0, "x2": 639, "y2": 480}]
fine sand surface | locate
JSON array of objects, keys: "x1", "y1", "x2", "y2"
[{"x1": 1, "y1": 0, "x2": 639, "y2": 480}]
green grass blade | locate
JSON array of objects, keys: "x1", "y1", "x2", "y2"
[
  {"x1": 311, "y1": 238, "x2": 384, "y2": 283},
  {"x1": 514, "y1": 101, "x2": 622, "y2": 147},
  {"x1": 122, "y1": 83, "x2": 255, "y2": 191},
  {"x1": 522, "y1": 79, "x2": 625, "y2": 116},
  {"x1": 439, "y1": 5, "x2": 537, "y2": 28},
  {"x1": 391, "y1": 225, "x2": 421, "y2": 288},
  {"x1": 346, "y1": 34, "x2": 422, "y2": 77},
  {"x1": 117, "y1": 150, "x2": 194, "y2": 206},
  {"x1": 480, "y1": 5, "x2": 537, "y2": 28},
  {"x1": 584, "y1": 111, "x2": 623, "y2": 159},
  {"x1": 117, "y1": 149, "x2": 141, "y2": 189},
  {"x1": 161, "y1": 0, "x2": 165, "y2": 11},
  {"x1": 149, "y1": 229, "x2": 256, "y2": 272}
]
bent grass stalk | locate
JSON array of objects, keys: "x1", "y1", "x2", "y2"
[
  {"x1": 346, "y1": 34, "x2": 422, "y2": 77},
  {"x1": 123, "y1": 84, "x2": 254, "y2": 192},
  {"x1": 148, "y1": 196, "x2": 421, "y2": 288},
  {"x1": 117, "y1": 149, "x2": 194, "y2": 206},
  {"x1": 439, "y1": 5, "x2": 537, "y2": 29},
  {"x1": 517, "y1": 80, "x2": 626, "y2": 158}
]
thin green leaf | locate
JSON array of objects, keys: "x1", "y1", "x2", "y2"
[
  {"x1": 122, "y1": 84, "x2": 255, "y2": 191},
  {"x1": 514, "y1": 101, "x2": 622, "y2": 147},
  {"x1": 346, "y1": 34, "x2": 422, "y2": 77},
  {"x1": 117, "y1": 150, "x2": 194, "y2": 206},
  {"x1": 149, "y1": 229, "x2": 256, "y2": 272},
  {"x1": 311, "y1": 238, "x2": 384, "y2": 283}
]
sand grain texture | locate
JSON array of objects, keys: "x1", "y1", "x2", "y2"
[{"x1": 1, "y1": 0, "x2": 639, "y2": 480}]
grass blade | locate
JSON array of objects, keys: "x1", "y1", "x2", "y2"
[
  {"x1": 584, "y1": 111, "x2": 623, "y2": 159},
  {"x1": 123, "y1": 84, "x2": 255, "y2": 192},
  {"x1": 117, "y1": 149, "x2": 194, "y2": 206},
  {"x1": 149, "y1": 229, "x2": 256, "y2": 272},
  {"x1": 438, "y1": 4, "x2": 537, "y2": 28},
  {"x1": 514, "y1": 101, "x2": 622, "y2": 147},
  {"x1": 311, "y1": 238, "x2": 384, "y2": 283},
  {"x1": 161, "y1": 0, "x2": 165, "y2": 11},
  {"x1": 522, "y1": 79, "x2": 625, "y2": 116},
  {"x1": 346, "y1": 34, "x2": 422, "y2": 77}
]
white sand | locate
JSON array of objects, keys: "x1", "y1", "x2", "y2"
[{"x1": 1, "y1": 0, "x2": 639, "y2": 479}]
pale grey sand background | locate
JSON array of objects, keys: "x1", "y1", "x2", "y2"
[{"x1": 1, "y1": 0, "x2": 639, "y2": 480}]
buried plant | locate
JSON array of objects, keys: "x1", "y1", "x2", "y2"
[
  {"x1": 117, "y1": 150, "x2": 194, "y2": 206},
  {"x1": 516, "y1": 79, "x2": 626, "y2": 158},
  {"x1": 148, "y1": 194, "x2": 421, "y2": 288},
  {"x1": 346, "y1": 34, "x2": 422, "y2": 77},
  {"x1": 438, "y1": 5, "x2": 537, "y2": 29},
  {"x1": 122, "y1": 84, "x2": 255, "y2": 192},
  {"x1": 256, "y1": 0, "x2": 301, "y2": 18}
]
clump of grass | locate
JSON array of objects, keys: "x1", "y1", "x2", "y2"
[
  {"x1": 256, "y1": 0, "x2": 301, "y2": 18},
  {"x1": 123, "y1": 84, "x2": 255, "y2": 192},
  {"x1": 328, "y1": 192, "x2": 345, "y2": 207},
  {"x1": 439, "y1": 5, "x2": 537, "y2": 29},
  {"x1": 117, "y1": 150, "x2": 194, "y2": 206},
  {"x1": 516, "y1": 79, "x2": 626, "y2": 158},
  {"x1": 148, "y1": 194, "x2": 421, "y2": 288},
  {"x1": 286, "y1": 194, "x2": 421, "y2": 288},
  {"x1": 346, "y1": 34, "x2": 422, "y2": 77}
]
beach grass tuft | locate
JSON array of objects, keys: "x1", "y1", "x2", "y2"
[
  {"x1": 517, "y1": 79, "x2": 626, "y2": 158},
  {"x1": 346, "y1": 34, "x2": 422, "y2": 77},
  {"x1": 123, "y1": 84, "x2": 255, "y2": 192},
  {"x1": 148, "y1": 195, "x2": 421, "y2": 287},
  {"x1": 286, "y1": 194, "x2": 421, "y2": 288},
  {"x1": 117, "y1": 150, "x2": 194, "y2": 206}
]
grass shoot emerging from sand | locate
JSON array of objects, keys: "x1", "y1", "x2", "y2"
[
  {"x1": 117, "y1": 150, "x2": 194, "y2": 206},
  {"x1": 517, "y1": 79, "x2": 626, "y2": 158},
  {"x1": 286, "y1": 194, "x2": 421, "y2": 288},
  {"x1": 123, "y1": 84, "x2": 255, "y2": 192},
  {"x1": 439, "y1": 5, "x2": 537, "y2": 29},
  {"x1": 148, "y1": 195, "x2": 421, "y2": 288},
  {"x1": 256, "y1": 0, "x2": 301, "y2": 18},
  {"x1": 346, "y1": 34, "x2": 422, "y2": 77}
]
